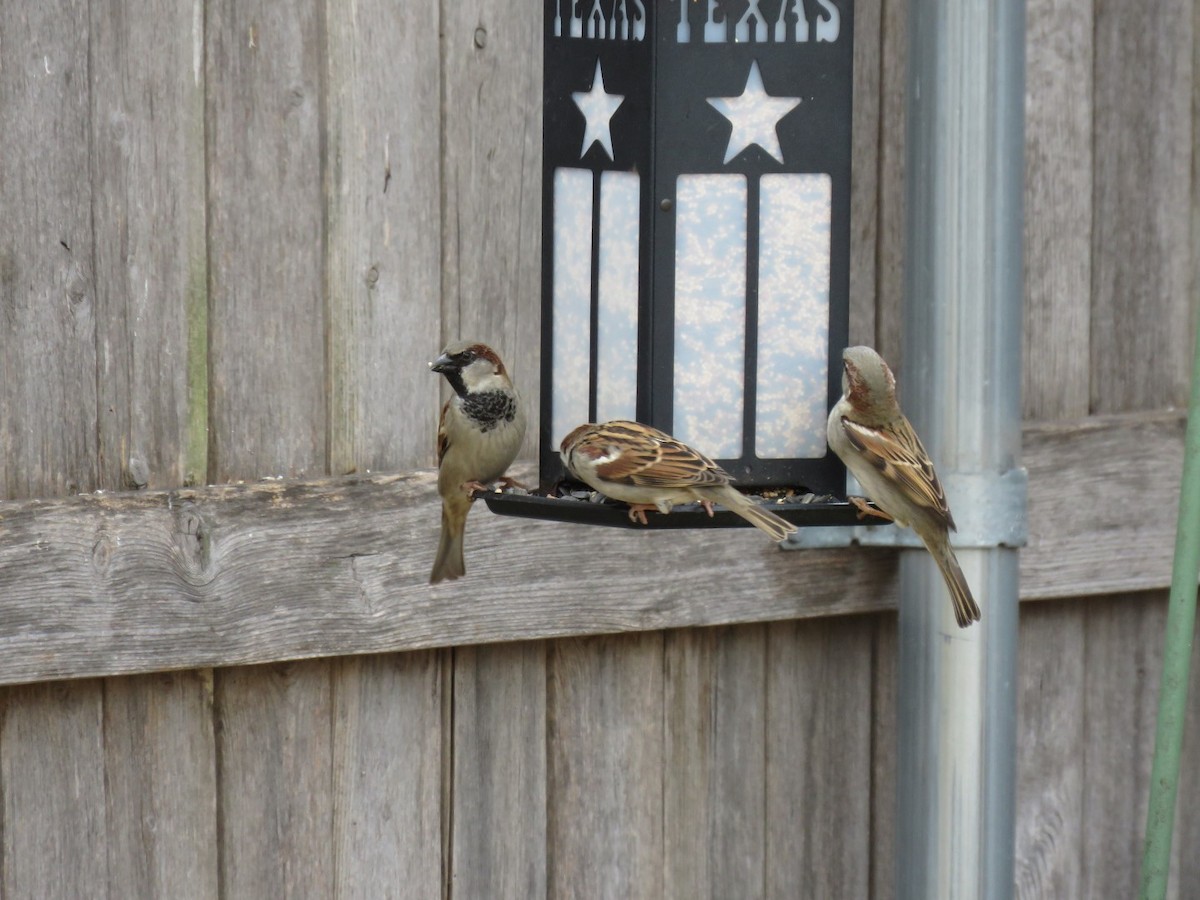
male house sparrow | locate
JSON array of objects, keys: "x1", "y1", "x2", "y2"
[
  {"x1": 826, "y1": 346, "x2": 981, "y2": 627},
  {"x1": 429, "y1": 340, "x2": 526, "y2": 584},
  {"x1": 560, "y1": 420, "x2": 797, "y2": 542}
]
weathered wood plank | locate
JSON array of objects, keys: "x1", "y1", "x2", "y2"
[
  {"x1": 206, "y1": 0, "x2": 326, "y2": 480},
  {"x1": 451, "y1": 642, "x2": 547, "y2": 899},
  {"x1": 322, "y1": 8, "x2": 448, "y2": 896},
  {"x1": 1080, "y1": 592, "x2": 1171, "y2": 899},
  {"x1": 662, "y1": 629, "x2": 717, "y2": 900},
  {"x1": 103, "y1": 670, "x2": 219, "y2": 898},
  {"x1": 441, "y1": 0, "x2": 542, "y2": 458},
  {"x1": 1014, "y1": 601, "x2": 1085, "y2": 900},
  {"x1": 1091, "y1": 0, "x2": 1194, "y2": 413},
  {"x1": 0, "y1": 0, "x2": 98, "y2": 498},
  {"x1": 874, "y1": 0, "x2": 907, "y2": 367},
  {"x1": 1022, "y1": 411, "x2": 1183, "y2": 600},
  {"x1": 664, "y1": 626, "x2": 767, "y2": 899},
  {"x1": 0, "y1": 466, "x2": 893, "y2": 685},
  {"x1": 547, "y1": 633, "x2": 663, "y2": 899},
  {"x1": 765, "y1": 617, "x2": 873, "y2": 899},
  {"x1": 848, "y1": 0, "x2": 882, "y2": 346},
  {"x1": 0, "y1": 411, "x2": 1181, "y2": 684},
  {"x1": 0, "y1": 3, "x2": 107, "y2": 894},
  {"x1": 88, "y1": 9, "x2": 220, "y2": 900},
  {"x1": 1022, "y1": 0, "x2": 1092, "y2": 420},
  {"x1": 91, "y1": 0, "x2": 208, "y2": 490},
  {"x1": 325, "y1": 0, "x2": 442, "y2": 475},
  {"x1": 870, "y1": 615, "x2": 897, "y2": 900},
  {"x1": 1, "y1": 681, "x2": 107, "y2": 898},
  {"x1": 331, "y1": 652, "x2": 444, "y2": 898},
  {"x1": 216, "y1": 660, "x2": 334, "y2": 897},
  {"x1": 205, "y1": 9, "x2": 334, "y2": 899}
]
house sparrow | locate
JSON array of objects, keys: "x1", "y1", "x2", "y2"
[
  {"x1": 826, "y1": 346, "x2": 981, "y2": 627},
  {"x1": 429, "y1": 340, "x2": 526, "y2": 584},
  {"x1": 560, "y1": 420, "x2": 797, "y2": 542}
]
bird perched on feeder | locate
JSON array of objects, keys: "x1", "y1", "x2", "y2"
[
  {"x1": 826, "y1": 345, "x2": 981, "y2": 627},
  {"x1": 560, "y1": 420, "x2": 797, "y2": 542},
  {"x1": 429, "y1": 340, "x2": 526, "y2": 584}
]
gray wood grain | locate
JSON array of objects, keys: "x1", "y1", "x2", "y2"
[
  {"x1": 216, "y1": 660, "x2": 334, "y2": 897},
  {"x1": 441, "y1": 0, "x2": 542, "y2": 458},
  {"x1": 1, "y1": 681, "x2": 107, "y2": 898},
  {"x1": 451, "y1": 641, "x2": 547, "y2": 899},
  {"x1": 849, "y1": 0, "x2": 882, "y2": 346},
  {"x1": 1091, "y1": 0, "x2": 1194, "y2": 413},
  {"x1": 206, "y1": 0, "x2": 326, "y2": 480},
  {"x1": 0, "y1": 411, "x2": 1180, "y2": 685},
  {"x1": 548, "y1": 633, "x2": 664, "y2": 899},
  {"x1": 0, "y1": 0, "x2": 98, "y2": 498},
  {"x1": 664, "y1": 626, "x2": 767, "y2": 899},
  {"x1": 1081, "y1": 593, "x2": 1171, "y2": 899},
  {"x1": 870, "y1": 615, "x2": 897, "y2": 900},
  {"x1": 663, "y1": 628, "x2": 717, "y2": 900},
  {"x1": 1021, "y1": 0, "x2": 1092, "y2": 420},
  {"x1": 331, "y1": 652, "x2": 445, "y2": 898},
  {"x1": 88, "y1": 10, "x2": 220, "y2": 900},
  {"x1": 0, "y1": 4, "x2": 106, "y2": 895},
  {"x1": 1022, "y1": 411, "x2": 1184, "y2": 600},
  {"x1": 104, "y1": 670, "x2": 219, "y2": 898},
  {"x1": 205, "y1": 9, "x2": 334, "y2": 898},
  {"x1": 325, "y1": 0, "x2": 442, "y2": 475},
  {"x1": 0, "y1": 465, "x2": 892, "y2": 685},
  {"x1": 874, "y1": 0, "x2": 907, "y2": 367},
  {"x1": 1014, "y1": 602, "x2": 1085, "y2": 900},
  {"x1": 91, "y1": 0, "x2": 208, "y2": 490},
  {"x1": 765, "y1": 617, "x2": 873, "y2": 899}
]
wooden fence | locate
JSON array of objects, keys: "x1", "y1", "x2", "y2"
[{"x1": 0, "y1": 0, "x2": 1195, "y2": 897}]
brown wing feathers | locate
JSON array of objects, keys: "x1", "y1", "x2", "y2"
[
  {"x1": 841, "y1": 416, "x2": 956, "y2": 532},
  {"x1": 582, "y1": 422, "x2": 730, "y2": 488}
]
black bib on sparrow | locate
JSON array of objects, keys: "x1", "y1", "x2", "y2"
[{"x1": 461, "y1": 390, "x2": 518, "y2": 432}]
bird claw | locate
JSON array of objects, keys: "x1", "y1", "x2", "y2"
[
  {"x1": 497, "y1": 475, "x2": 528, "y2": 490},
  {"x1": 849, "y1": 496, "x2": 892, "y2": 522},
  {"x1": 626, "y1": 504, "x2": 654, "y2": 526},
  {"x1": 461, "y1": 480, "x2": 491, "y2": 499}
]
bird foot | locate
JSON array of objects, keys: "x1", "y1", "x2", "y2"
[
  {"x1": 461, "y1": 480, "x2": 491, "y2": 498},
  {"x1": 626, "y1": 504, "x2": 655, "y2": 526},
  {"x1": 699, "y1": 499, "x2": 715, "y2": 518},
  {"x1": 497, "y1": 475, "x2": 528, "y2": 490},
  {"x1": 849, "y1": 496, "x2": 893, "y2": 522}
]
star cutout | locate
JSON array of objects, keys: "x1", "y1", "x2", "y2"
[
  {"x1": 707, "y1": 61, "x2": 801, "y2": 165},
  {"x1": 572, "y1": 59, "x2": 624, "y2": 160}
]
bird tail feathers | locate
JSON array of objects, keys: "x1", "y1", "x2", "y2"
[
  {"x1": 430, "y1": 505, "x2": 467, "y2": 584},
  {"x1": 716, "y1": 487, "x2": 798, "y2": 543},
  {"x1": 926, "y1": 537, "x2": 981, "y2": 628}
]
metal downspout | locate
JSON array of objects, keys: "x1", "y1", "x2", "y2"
[{"x1": 898, "y1": 1, "x2": 1026, "y2": 898}]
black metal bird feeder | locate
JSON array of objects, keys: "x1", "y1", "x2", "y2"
[{"x1": 483, "y1": 0, "x2": 858, "y2": 529}]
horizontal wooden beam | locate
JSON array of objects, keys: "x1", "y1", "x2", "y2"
[{"x1": 0, "y1": 410, "x2": 1182, "y2": 685}]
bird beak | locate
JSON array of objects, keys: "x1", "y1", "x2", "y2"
[{"x1": 430, "y1": 353, "x2": 454, "y2": 374}]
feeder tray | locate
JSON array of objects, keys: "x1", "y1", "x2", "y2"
[{"x1": 474, "y1": 482, "x2": 877, "y2": 530}]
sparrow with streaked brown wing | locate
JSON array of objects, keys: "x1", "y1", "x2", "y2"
[
  {"x1": 429, "y1": 340, "x2": 526, "y2": 584},
  {"x1": 826, "y1": 346, "x2": 981, "y2": 627},
  {"x1": 560, "y1": 420, "x2": 797, "y2": 542}
]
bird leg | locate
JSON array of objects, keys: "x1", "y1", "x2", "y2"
[
  {"x1": 698, "y1": 499, "x2": 715, "y2": 518},
  {"x1": 626, "y1": 504, "x2": 655, "y2": 526},
  {"x1": 849, "y1": 496, "x2": 893, "y2": 522}
]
